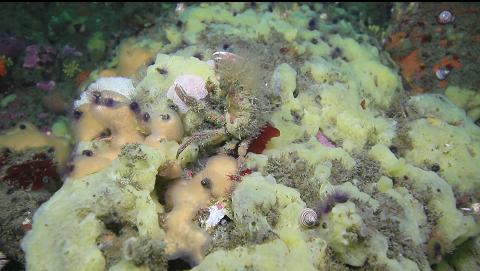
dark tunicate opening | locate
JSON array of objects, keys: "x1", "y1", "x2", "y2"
[
  {"x1": 330, "y1": 47, "x2": 342, "y2": 59},
  {"x1": 104, "y1": 219, "x2": 123, "y2": 236},
  {"x1": 73, "y1": 110, "x2": 83, "y2": 120},
  {"x1": 100, "y1": 129, "x2": 112, "y2": 138},
  {"x1": 74, "y1": 23, "x2": 83, "y2": 33},
  {"x1": 19, "y1": 124, "x2": 26, "y2": 130},
  {"x1": 104, "y1": 98, "x2": 115, "y2": 107},
  {"x1": 431, "y1": 164, "x2": 440, "y2": 172},
  {"x1": 157, "y1": 67, "x2": 168, "y2": 75},
  {"x1": 161, "y1": 114, "x2": 170, "y2": 121},
  {"x1": 311, "y1": 38, "x2": 318, "y2": 44},
  {"x1": 146, "y1": 58, "x2": 156, "y2": 66},
  {"x1": 201, "y1": 177, "x2": 211, "y2": 189},
  {"x1": 193, "y1": 53, "x2": 203, "y2": 60},
  {"x1": 129, "y1": 102, "x2": 140, "y2": 113},
  {"x1": 82, "y1": 150, "x2": 93, "y2": 157},
  {"x1": 167, "y1": 258, "x2": 192, "y2": 271},
  {"x1": 92, "y1": 91, "x2": 102, "y2": 104},
  {"x1": 143, "y1": 113, "x2": 150, "y2": 122},
  {"x1": 293, "y1": 88, "x2": 299, "y2": 98},
  {"x1": 308, "y1": 18, "x2": 317, "y2": 30}
]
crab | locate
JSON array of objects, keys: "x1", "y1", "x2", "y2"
[{"x1": 175, "y1": 51, "x2": 270, "y2": 166}]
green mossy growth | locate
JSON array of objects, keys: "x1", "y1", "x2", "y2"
[
  {"x1": 122, "y1": 236, "x2": 168, "y2": 271},
  {"x1": 329, "y1": 151, "x2": 383, "y2": 192},
  {"x1": 264, "y1": 151, "x2": 319, "y2": 206}
]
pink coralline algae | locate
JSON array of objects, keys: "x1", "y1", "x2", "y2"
[
  {"x1": 316, "y1": 130, "x2": 336, "y2": 148},
  {"x1": 35, "y1": 80, "x2": 56, "y2": 91},
  {"x1": 23, "y1": 45, "x2": 55, "y2": 69}
]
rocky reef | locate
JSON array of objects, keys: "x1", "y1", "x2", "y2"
[{"x1": 14, "y1": 3, "x2": 480, "y2": 271}]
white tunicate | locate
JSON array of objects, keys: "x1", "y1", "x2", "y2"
[
  {"x1": 73, "y1": 77, "x2": 134, "y2": 108},
  {"x1": 166, "y1": 74, "x2": 208, "y2": 113},
  {"x1": 87, "y1": 77, "x2": 135, "y2": 97}
]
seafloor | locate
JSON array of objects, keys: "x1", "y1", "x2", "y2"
[{"x1": 0, "y1": 3, "x2": 479, "y2": 271}]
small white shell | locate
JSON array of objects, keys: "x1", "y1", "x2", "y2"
[
  {"x1": 435, "y1": 68, "x2": 450, "y2": 80},
  {"x1": 299, "y1": 208, "x2": 318, "y2": 228}
]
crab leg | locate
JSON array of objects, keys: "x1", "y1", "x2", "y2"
[
  {"x1": 176, "y1": 128, "x2": 227, "y2": 158},
  {"x1": 175, "y1": 83, "x2": 225, "y2": 125}
]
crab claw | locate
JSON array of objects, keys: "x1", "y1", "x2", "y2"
[
  {"x1": 176, "y1": 128, "x2": 227, "y2": 158},
  {"x1": 174, "y1": 83, "x2": 198, "y2": 107}
]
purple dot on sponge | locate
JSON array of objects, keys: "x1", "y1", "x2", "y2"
[
  {"x1": 104, "y1": 98, "x2": 115, "y2": 107},
  {"x1": 129, "y1": 102, "x2": 140, "y2": 113}
]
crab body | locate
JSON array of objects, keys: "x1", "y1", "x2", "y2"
[{"x1": 174, "y1": 51, "x2": 270, "y2": 158}]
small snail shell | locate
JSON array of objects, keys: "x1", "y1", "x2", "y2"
[
  {"x1": 299, "y1": 208, "x2": 318, "y2": 227},
  {"x1": 438, "y1": 10, "x2": 455, "y2": 24}
]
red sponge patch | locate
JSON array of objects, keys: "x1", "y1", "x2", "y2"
[{"x1": 247, "y1": 123, "x2": 280, "y2": 154}]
